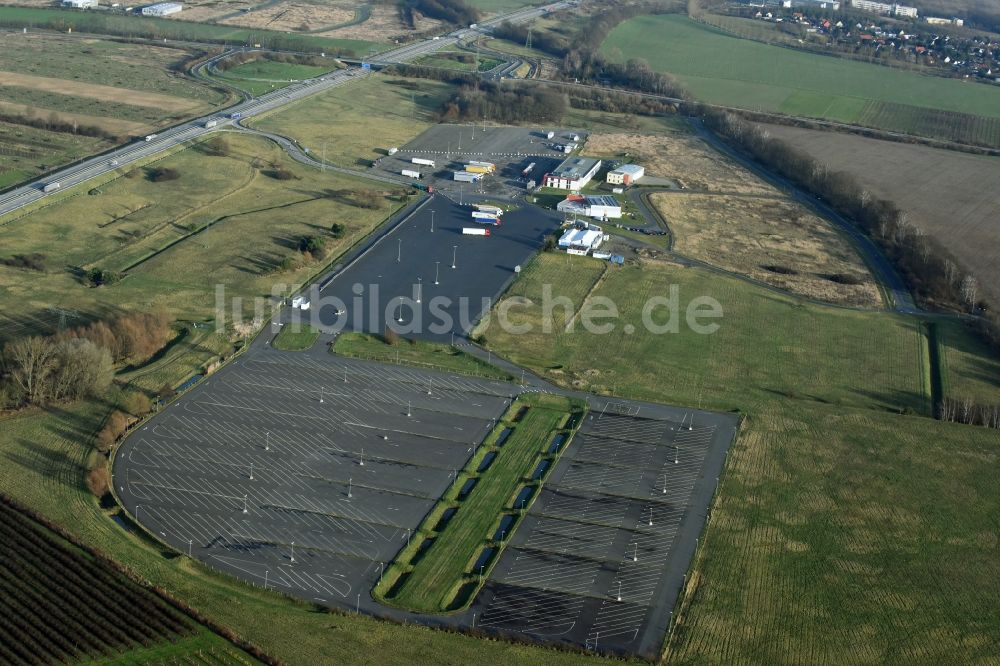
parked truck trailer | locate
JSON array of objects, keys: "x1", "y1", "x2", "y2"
[
  {"x1": 462, "y1": 227, "x2": 490, "y2": 236},
  {"x1": 454, "y1": 171, "x2": 482, "y2": 183},
  {"x1": 401, "y1": 169, "x2": 422, "y2": 179},
  {"x1": 411, "y1": 157, "x2": 435, "y2": 167}
]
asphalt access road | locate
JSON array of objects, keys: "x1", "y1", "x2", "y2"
[{"x1": 288, "y1": 194, "x2": 563, "y2": 341}]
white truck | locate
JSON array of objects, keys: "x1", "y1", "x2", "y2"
[
  {"x1": 42, "y1": 182, "x2": 61, "y2": 193},
  {"x1": 412, "y1": 157, "x2": 435, "y2": 167},
  {"x1": 204, "y1": 119, "x2": 218, "y2": 128},
  {"x1": 144, "y1": 134, "x2": 158, "y2": 142},
  {"x1": 402, "y1": 169, "x2": 422, "y2": 179},
  {"x1": 462, "y1": 227, "x2": 490, "y2": 236}
]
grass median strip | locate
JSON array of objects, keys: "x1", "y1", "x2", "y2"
[
  {"x1": 271, "y1": 324, "x2": 321, "y2": 351},
  {"x1": 374, "y1": 392, "x2": 586, "y2": 613},
  {"x1": 332, "y1": 332, "x2": 513, "y2": 380}
]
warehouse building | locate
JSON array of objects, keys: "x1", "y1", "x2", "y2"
[
  {"x1": 141, "y1": 2, "x2": 182, "y2": 16},
  {"x1": 606, "y1": 164, "x2": 645, "y2": 186},
  {"x1": 62, "y1": 0, "x2": 99, "y2": 7},
  {"x1": 543, "y1": 156, "x2": 602, "y2": 191},
  {"x1": 557, "y1": 194, "x2": 622, "y2": 220}
]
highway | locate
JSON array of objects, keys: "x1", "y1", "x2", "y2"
[{"x1": 0, "y1": 1, "x2": 567, "y2": 218}]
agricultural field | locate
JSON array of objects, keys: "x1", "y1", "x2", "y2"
[
  {"x1": 650, "y1": 192, "x2": 883, "y2": 307},
  {"x1": 333, "y1": 332, "x2": 513, "y2": 379},
  {"x1": 585, "y1": 132, "x2": 778, "y2": 195},
  {"x1": 0, "y1": 132, "x2": 404, "y2": 343},
  {"x1": 600, "y1": 15, "x2": 1000, "y2": 146},
  {"x1": 378, "y1": 393, "x2": 579, "y2": 613},
  {"x1": 251, "y1": 75, "x2": 455, "y2": 168},
  {"x1": 0, "y1": 6, "x2": 381, "y2": 55},
  {"x1": 480, "y1": 252, "x2": 1000, "y2": 663},
  {"x1": 759, "y1": 123, "x2": 1000, "y2": 306},
  {"x1": 0, "y1": 33, "x2": 228, "y2": 185},
  {"x1": 0, "y1": 498, "x2": 258, "y2": 664}
]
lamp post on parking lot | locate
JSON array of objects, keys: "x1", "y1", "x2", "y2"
[
  {"x1": 348, "y1": 477, "x2": 353, "y2": 499},
  {"x1": 397, "y1": 238, "x2": 402, "y2": 263},
  {"x1": 265, "y1": 430, "x2": 270, "y2": 451},
  {"x1": 243, "y1": 494, "x2": 248, "y2": 514},
  {"x1": 430, "y1": 209, "x2": 435, "y2": 233},
  {"x1": 416, "y1": 277, "x2": 422, "y2": 304},
  {"x1": 434, "y1": 261, "x2": 440, "y2": 285},
  {"x1": 452, "y1": 245, "x2": 457, "y2": 269}
]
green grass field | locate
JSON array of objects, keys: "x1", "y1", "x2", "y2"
[
  {"x1": 414, "y1": 51, "x2": 505, "y2": 73},
  {"x1": 271, "y1": 323, "x2": 321, "y2": 351},
  {"x1": 333, "y1": 332, "x2": 513, "y2": 379},
  {"x1": 0, "y1": 133, "x2": 405, "y2": 343},
  {"x1": 601, "y1": 15, "x2": 1000, "y2": 145},
  {"x1": 0, "y1": 120, "x2": 110, "y2": 188},
  {"x1": 479, "y1": 252, "x2": 1000, "y2": 663},
  {"x1": 377, "y1": 393, "x2": 579, "y2": 612},
  {"x1": 212, "y1": 60, "x2": 339, "y2": 96},
  {"x1": 251, "y1": 75, "x2": 454, "y2": 168}
]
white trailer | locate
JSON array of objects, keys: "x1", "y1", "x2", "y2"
[
  {"x1": 453, "y1": 171, "x2": 481, "y2": 183},
  {"x1": 387, "y1": 147, "x2": 399, "y2": 155},
  {"x1": 412, "y1": 157, "x2": 435, "y2": 167},
  {"x1": 291, "y1": 296, "x2": 305, "y2": 308},
  {"x1": 462, "y1": 227, "x2": 490, "y2": 236},
  {"x1": 144, "y1": 134, "x2": 158, "y2": 141},
  {"x1": 471, "y1": 210, "x2": 500, "y2": 220},
  {"x1": 474, "y1": 204, "x2": 503, "y2": 216},
  {"x1": 203, "y1": 119, "x2": 218, "y2": 128},
  {"x1": 42, "y1": 182, "x2": 61, "y2": 193},
  {"x1": 401, "y1": 169, "x2": 422, "y2": 179}
]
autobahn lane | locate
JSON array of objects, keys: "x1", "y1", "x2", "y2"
[{"x1": 0, "y1": 1, "x2": 567, "y2": 217}]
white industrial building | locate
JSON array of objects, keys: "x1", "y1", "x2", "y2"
[
  {"x1": 543, "y1": 156, "x2": 602, "y2": 191},
  {"x1": 557, "y1": 194, "x2": 622, "y2": 220},
  {"x1": 141, "y1": 2, "x2": 182, "y2": 16},
  {"x1": 850, "y1": 0, "x2": 917, "y2": 16},
  {"x1": 606, "y1": 164, "x2": 645, "y2": 186},
  {"x1": 558, "y1": 223, "x2": 606, "y2": 254},
  {"x1": 62, "y1": 0, "x2": 99, "y2": 7}
]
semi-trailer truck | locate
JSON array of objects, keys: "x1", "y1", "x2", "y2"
[
  {"x1": 471, "y1": 211, "x2": 501, "y2": 222},
  {"x1": 229, "y1": 112, "x2": 242, "y2": 120},
  {"x1": 144, "y1": 134, "x2": 157, "y2": 141},
  {"x1": 412, "y1": 157, "x2": 435, "y2": 167},
  {"x1": 401, "y1": 169, "x2": 422, "y2": 179},
  {"x1": 42, "y1": 182, "x2": 61, "y2": 193},
  {"x1": 462, "y1": 227, "x2": 490, "y2": 236},
  {"x1": 204, "y1": 119, "x2": 218, "y2": 128}
]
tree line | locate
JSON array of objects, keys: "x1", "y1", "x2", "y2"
[
  {"x1": 439, "y1": 83, "x2": 566, "y2": 124},
  {"x1": 0, "y1": 109, "x2": 122, "y2": 142},
  {"x1": 0, "y1": 310, "x2": 174, "y2": 409},
  {"x1": 405, "y1": 0, "x2": 479, "y2": 27}
]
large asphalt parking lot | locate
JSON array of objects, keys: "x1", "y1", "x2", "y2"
[
  {"x1": 295, "y1": 194, "x2": 562, "y2": 341},
  {"x1": 114, "y1": 339, "x2": 738, "y2": 658}
]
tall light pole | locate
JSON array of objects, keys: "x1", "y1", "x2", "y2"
[
  {"x1": 249, "y1": 462, "x2": 254, "y2": 480},
  {"x1": 264, "y1": 569, "x2": 269, "y2": 588},
  {"x1": 434, "y1": 261, "x2": 440, "y2": 285},
  {"x1": 348, "y1": 477, "x2": 353, "y2": 499},
  {"x1": 396, "y1": 297, "x2": 404, "y2": 323},
  {"x1": 265, "y1": 430, "x2": 270, "y2": 451},
  {"x1": 242, "y1": 494, "x2": 248, "y2": 514},
  {"x1": 397, "y1": 238, "x2": 402, "y2": 263},
  {"x1": 430, "y1": 209, "x2": 435, "y2": 233},
  {"x1": 319, "y1": 386, "x2": 324, "y2": 403},
  {"x1": 451, "y1": 245, "x2": 457, "y2": 269},
  {"x1": 359, "y1": 448, "x2": 365, "y2": 467},
  {"x1": 290, "y1": 541, "x2": 295, "y2": 563},
  {"x1": 416, "y1": 277, "x2": 422, "y2": 304}
]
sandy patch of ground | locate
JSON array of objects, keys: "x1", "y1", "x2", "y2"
[
  {"x1": 652, "y1": 192, "x2": 882, "y2": 308},
  {"x1": 220, "y1": 1, "x2": 355, "y2": 32},
  {"x1": 0, "y1": 100, "x2": 148, "y2": 136},
  {"x1": 0, "y1": 71, "x2": 201, "y2": 112},
  {"x1": 586, "y1": 132, "x2": 779, "y2": 196},
  {"x1": 323, "y1": 4, "x2": 440, "y2": 41}
]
